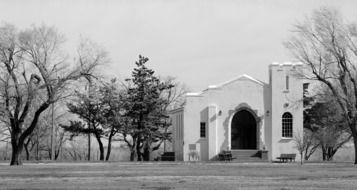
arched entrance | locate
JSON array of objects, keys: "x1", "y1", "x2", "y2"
[{"x1": 231, "y1": 109, "x2": 257, "y2": 149}]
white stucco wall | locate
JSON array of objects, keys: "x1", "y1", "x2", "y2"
[
  {"x1": 270, "y1": 63, "x2": 304, "y2": 161},
  {"x1": 183, "y1": 75, "x2": 270, "y2": 161},
  {"x1": 172, "y1": 63, "x2": 304, "y2": 162},
  {"x1": 170, "y1": 108, "x2": 184, "y2": 161}
]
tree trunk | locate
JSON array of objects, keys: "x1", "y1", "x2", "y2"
[
  {"x1": 48, "y1": 146, "x2": 52, "y2": 160},
  {"x1": 55, "y1": 142, "x2": 62, "y2": 160},
  {"x1": 164, "y1": 127, "x2": 168, "y2": 152},
  {"x1": 321, "y1": 145, "x2": 327, "y2": 161},
  {"x1": 105, "y1": 130, "x2": 114, "y2": 161},
  {"x1": 36, "y1": 137, "x2": 39, "y2": 160},
  {"x1": 55, "y1": 143, "x2": 60, "y2": 160},
  {"x1": 143, "y1": 146, "x2": 150, "y2": 161},
  {"x1": 87, "y1": 128, "x2": 91, "y2": 161},
  {"x1": 24, "y1": 137, "x2": 31, "y2": 161},
  {"x1": 130, "y1": 148, "x2": 136, "y2": 161},
  {"x1": 304, "y1": 144, "x2": 319, "y2": 161},
  {"x1": 9, "y1": 101, "x2": 51, "y2": 165},
  {"x1": 322, "y1": 146, "x2": 337, "y2": 161},
  {"x1": 136, "y1": 137, "x2": 142, "y2": 161},
  {"x1": 10, "y1": 145, "x2": 23, "y2": 165},
  {"x1": 143, "y1": 139, "x2": 151, "y2": 161},
  {"x1": 136, "y1": 149, "x2": 142, "y2": 161},
  {"x1": 124, "y1": 134, "x2": 136, "y2": 161},
  {"x1": 326, "y1": 147, "x2": 334, "y2": 161},
  {"x1": 10, "y1": 134, "x2": 24, "y2": 165},
  {"x1": 24, "y1": 145, "x2": 30, "y2": 161},
  {"x1": 55, "y1": 148, "x2": 60, "y2": 160},
  {"x1": 353, "y1": 137, "x2": 357, "y2": 165},
  {"x1": 94, "y1": 133, "x2": 104, "y2": 161},
  {"x1": 300, "y1": 153, "x2": 303, "y2": 165}
]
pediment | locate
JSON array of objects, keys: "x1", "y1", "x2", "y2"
[
  {"x1": 216, "y1": 74, "x2": 265, "y2": 88},
  {"x1": 186, "y1": 74, "x2": 266, "y2": 97}
]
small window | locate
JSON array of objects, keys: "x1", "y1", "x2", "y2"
[
  {"x1": 200, "y1": 122, "x2": 206, "y2": 138},
  {"x1": 303, "y1": 83, "x2": 309, "y2": 97},
  {"x1": 282, "y1": 112, "x2": 293, "y2": 138},
  {"x1": 286, "y1": 75, "x2": 289, "y2": 90}
]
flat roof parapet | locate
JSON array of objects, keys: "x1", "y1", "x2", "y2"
[{"x1": 270, "y1": 62, "x2": 303, "y2": 67}]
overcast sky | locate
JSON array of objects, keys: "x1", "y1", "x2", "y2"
[{"x1": 1, "y1": 0, "x2": 357, "y2": 91}]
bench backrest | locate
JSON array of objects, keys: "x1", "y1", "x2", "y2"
[{"x1": 280, "y1": 154, "x2": 296, "y2": 158}]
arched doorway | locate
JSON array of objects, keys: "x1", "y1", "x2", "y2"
[{"x1": 231, "y1": 109, "x2": 257, "y2": 149}]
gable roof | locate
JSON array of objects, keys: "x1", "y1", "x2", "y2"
[
  {"x1": 217, "y1": 74, "x2": 265, "y2": 87},
  {"x1": 186, "y1": 74, "x2": 266, "y2": 97}
]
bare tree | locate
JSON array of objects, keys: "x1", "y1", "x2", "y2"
[
  {"x1": 305, "y1": 92, "x2": 352, "y2": 160},
  {"x1": 0, "y1": 24, "x2": 105, "y2": 165},
  {"x1": 159, "y1": 77, "x2": 187, "y2": 152},
  {"x1": 40, "y1": 105, "x2": 70, "y2": 160},
  {"x1": 77, "y1": 37, "x2": 107, "y2": 161},
  {"x1": 23, "y1": 124, "x2": 46, "y2": 160},
  {"x1": 160, "y1": 76, "x2": 187, "y2": 110},
  {"x1": 302, "y1": 129, "x2": 319, "y2": 161},
  {"x1": 64, "y1": 139, "x2": 88, "y2": 161},
  {"x1": 293, "y1": 131, "x2": 306, "y2": 165},
  {"x1": 285, "y1": 7, "x2": 357, "y2": 164}
]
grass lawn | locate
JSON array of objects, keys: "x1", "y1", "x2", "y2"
[{"x1": 0, "y1": 162, "x2": 356, "y2": 190}]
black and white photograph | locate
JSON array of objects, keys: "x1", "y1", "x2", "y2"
[{"x1": 0, "y1": 0, "x2": 357, "y2": 189}]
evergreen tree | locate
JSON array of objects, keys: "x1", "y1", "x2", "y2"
[
  {"x1": 123, "y1": 55, "x2": 173, "y2": 161},
  {"x1": 61, "y1": 84, "x2": 106, "y2": 161},
  {"x1": 99, "y1": 79, "x2": 123, "y2": 161}
]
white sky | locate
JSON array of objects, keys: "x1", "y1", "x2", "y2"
[{"x1": 1, "y1": 0, "x2": 357, "y2": 91}]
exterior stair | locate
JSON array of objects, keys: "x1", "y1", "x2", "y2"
[{"x1": 229, "y1": 150, "x2": 268, "y2": 162}]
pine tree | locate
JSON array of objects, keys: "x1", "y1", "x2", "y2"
[
  {"x1": 123, "y1": 55, "x2": 173, "y2": 161},
  {"x1": 61, "y1": 84, "x2": 106, "y2": 161}
]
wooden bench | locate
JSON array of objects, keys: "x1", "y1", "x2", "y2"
[
  {"x1": 276, "y1": 154, "x2": 296, "y2": 162},
  {"x1": 218, "y1": 151, "x2": 236, "y2": 161}
]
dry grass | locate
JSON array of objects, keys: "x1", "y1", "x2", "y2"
[{"x1": 0, "y1": 162, "x2": 356, "y2": 189}]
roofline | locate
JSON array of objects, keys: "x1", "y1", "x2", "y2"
[
  {"x1": 168, "y1": 107, "x2": 184, "y2": 114},
  {"x1": 269, "y1": 62, "x2": 304, "y2": 67},
  {"x1": 185, "y1": 74, "x2": 266, "y2": 97},
  {"x1": 217, "y1": 74, "x2": 266, "y2": 87}
]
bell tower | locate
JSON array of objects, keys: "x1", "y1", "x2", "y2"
[{"x1": 268, "y1": 62, "x2": 304, "y2": 161}]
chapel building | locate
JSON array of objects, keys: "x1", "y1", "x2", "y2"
[{"x1": 170, "y1": 62, "x2": 304, "y2": 161}]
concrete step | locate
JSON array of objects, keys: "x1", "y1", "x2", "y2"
[{"x1": 229, "y1": 150, "x2": 268, "y2": 162}]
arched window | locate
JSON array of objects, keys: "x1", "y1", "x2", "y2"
[{"x1": 282, "y1": 112, "x2": 293, "y2": 138}]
